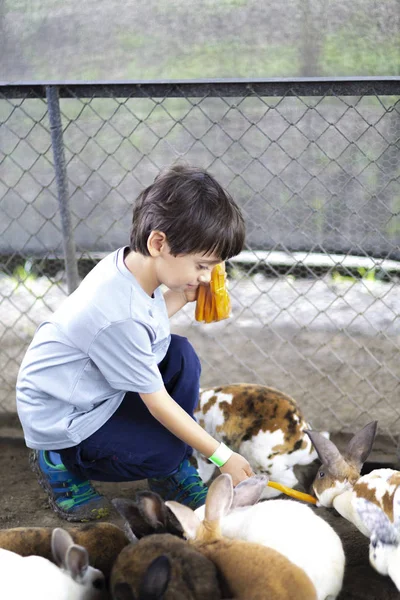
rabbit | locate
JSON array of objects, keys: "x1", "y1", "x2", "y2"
[
  {"x1": 0, "y1": 521, "x2": 129, "y2": 581},
  {"x1": 111, "y1": 492, "x2": 185, "y2": 541},
  {"x1": 113, "y1": 488, "x2": 389, "y2": 600},
  {"x1": 355, "y1": 487, "x2": 400, "y2": 591},
  {"x1": 193, "y1": 383, "x2": 328, "y2": 498},
  {"x1": 0, "y1": 527, "x2": 108, "y2": 600},
  {"x1": 193, "y1": 474, "x2": 345, "y2": 600},
  {"x1": 110, "y1": 494, "x2": 222, "y2": 600},
  {"x1": 113, "y1": 555, "x2": 171, "y2": 599},
  {"x1": 166, "y1": 473, "x2": 318, "y2": 600},
  {"x1": 305, "y1": 421, "x2": 400, "y2": 538}
]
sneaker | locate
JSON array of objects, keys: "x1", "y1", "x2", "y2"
[
  {"x1": 29, "y1": 450, "x2": 111, "y2": 522},
  {"x1": 147, "y1": 458, "x2": 208, "y2": 510}
]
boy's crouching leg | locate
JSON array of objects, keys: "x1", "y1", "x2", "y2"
[
  {"x1": 161, "y1": 334, "x2": 201, "y2": 416},
  {"x1": 150, "y1": 335, "x2": 207, "y2": 510},
  {"x1": 30, "y1": 449, "x2": 111, "y2": 522},
  {"x1": 147, "y1": 443, "x2": 208, "y2": 511},
  {"x1": 147, "y1": 459, "x2": 208, "y2": 511}
]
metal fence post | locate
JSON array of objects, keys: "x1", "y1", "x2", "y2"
[{"x1": 46, "y1": 85, "x2": 79, "y2": 294}]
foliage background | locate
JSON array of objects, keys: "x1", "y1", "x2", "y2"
[{"x1": 1, "y1": 0, "x2": 399, "y2": 82}]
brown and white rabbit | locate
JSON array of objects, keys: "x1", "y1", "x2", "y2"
[
  {"x1": 166, "y1": 473, "x2": 318, "y2": 600},
  {"x1": 110, "y1": 494, "x2": 222, "y2": 600},
  {"x1": 355, "y1": 488, "x2": 400, "y2": 592},
  {"x1": 0, "y1": 522, "x2": 129, "y2": 581},
  {"x1": 305, "y1": 421, "x2": 400, "y2": 537},
  {"x1": 194, "y1": 383, "x2": 326, "y2": 498}
]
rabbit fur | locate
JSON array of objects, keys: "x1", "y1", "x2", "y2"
[
  {"x1": 355, "y1": 487, "x2": 400, "y2": 591},
  {"x1": 193, "y1": 383, "x2": 328, "y2": 498},
  {"x1": 166, "y1": 473, "x2": 318, "y2": 600},
  {"x1": 0, "y1": 522, "x2": 129, "y2": 581},
  {"x1": 0, "y1": 527, "x2": 107, "y2": 600},
  {"x1": 110, "y1": 495, "x2": 222, "y2": 600},
  {"x1": 305, "y1": 422, "x2": 400, "y2": 538},
  {"x1": 193, "y1": 474, "x2": 344, "y2": 600},
  {"x1": 112, "y1": 554, "x2": 172, "y2": 600}
]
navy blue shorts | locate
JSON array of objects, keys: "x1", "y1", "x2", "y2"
[{"x1": 58, "y1": 334, "x2": 201, "y2": 481}]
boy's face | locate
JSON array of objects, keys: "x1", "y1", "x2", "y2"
[
  {"x1": 158, "y1": 249, "x2": 221, "y2": 293},
  {"x1": 148, "y1": 230, "x2": 221, "y2": 292}
]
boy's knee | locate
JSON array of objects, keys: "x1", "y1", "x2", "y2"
[
  {"x1": 146, "y1": 439, "x2": 188, "y2": 478},
  {"x1": 169, "y1": 334, "x2": 200, "y2": 367}
]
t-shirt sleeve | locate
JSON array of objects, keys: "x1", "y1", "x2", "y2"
[{"x1": 87, "y1": 319, "x2": 164, "y2": 394}]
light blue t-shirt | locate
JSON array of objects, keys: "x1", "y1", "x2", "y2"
[{"x1": 16, "y1": 247, "x2": 171, "y2": 449}]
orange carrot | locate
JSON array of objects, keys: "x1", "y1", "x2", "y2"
[
  {"x1": 195, "y1": 263, "x2": 231, "y2": 323},
  {"x1": 267, "y1": 481, "x2": 317, "y2": 505}
]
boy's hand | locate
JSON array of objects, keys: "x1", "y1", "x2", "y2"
[
  {"x1": 184, "y1": 283, "x2": 204, "y2": 303},
  {"x1": 219, "y1": 452, "x2": 255, "y2": 486},
  {"x1": 185, "y1": 261, "x2": 226, "y2": 303}
]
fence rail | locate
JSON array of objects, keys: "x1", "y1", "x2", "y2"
[
  {"x1": 0, "y1": 77, "x2": 399, "y2": 456},
  {"x1": 2, "y1": 76, "x2": 400, "y2": 98}
]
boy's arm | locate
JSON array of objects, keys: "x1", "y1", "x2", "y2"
[
  {"x1": 163, "y1": 289, "x2": 189, "y2": 318},
  {"x1": 164, "y1": 280, "x2": 209, "y2": 318},
  {"x1": 140, "y1": 388, "x2": 254, "y2": 486}
]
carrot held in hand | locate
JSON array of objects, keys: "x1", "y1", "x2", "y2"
[{"x1": 195, "y1": 263, "x2": 231, "y2": 323}]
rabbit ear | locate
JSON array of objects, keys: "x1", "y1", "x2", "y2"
[
  {"x1": 231, "y1": 475, "x2": 268, "y2": 509},
  {"x1": 343, "y1": 422, "x2": 377, "y2": 471},
  {"x1": 355, "y1": 497, "x2": 397, "y2": 544},
  {"x1": 51, "y1": 528, "x2": 75, "y2": 568},
  {"x1": 112, "y1": 493, "x2": 179, "y2": 539},
  {"x1": 204, "y1": 473, "x2": 234, "y2": 522},
  {"x1": 113, "y1": 582, "x2": 136, "y2": 600},
  {"x1": 165, "y1": 501, "x2": 201, "y2": 540},
  {"x1": 304, "y1": 430, "x2": 348, "y2": 478},
  {"x1": 139, "y1": 555, "x2": 171, "y2": 599},
  {"x1": 64, "y1": 544, "x2": 90, "y2": 581}
]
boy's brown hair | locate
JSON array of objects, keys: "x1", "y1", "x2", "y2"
[{"x1": 130, "y1": 164, "x2": 245, "y2": 260}]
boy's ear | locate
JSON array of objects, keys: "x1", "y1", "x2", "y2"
[{"x1": 147, "y1": 230, "x2": 167, "y2": 256}]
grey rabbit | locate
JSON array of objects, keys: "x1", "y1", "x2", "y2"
[{"x1": 110, "y1": 494, "x2": 222, "y2": 600}]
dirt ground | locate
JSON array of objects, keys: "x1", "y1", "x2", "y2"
[{"x1": 1, "y1": 420, "x2": 399, "y2": 600}]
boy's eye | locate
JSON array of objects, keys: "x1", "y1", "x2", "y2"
[{"x1": 198, "y1": 265, "x2": 209, "y2": 270}]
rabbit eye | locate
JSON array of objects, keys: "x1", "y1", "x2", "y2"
[
  {"x1": 92, "y1": 578, "x2": 105, "y2": 590},
  {"x1": 318, "y1": 470, "x2": 325, "y2": 478}
]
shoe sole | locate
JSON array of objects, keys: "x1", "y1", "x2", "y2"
[{"x1": 29, "y1": 450, "x2": 110, "y2": 523}]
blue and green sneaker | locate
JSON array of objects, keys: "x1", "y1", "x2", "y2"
[
  {"x1": 148, "y1": 458, "x2": 208, "y2": 510},
  {"x1": 29, "y1": 450, "x2": 111, "y2": 522}
]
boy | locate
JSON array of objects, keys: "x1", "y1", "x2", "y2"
[{"x1": 16, "y1": 163, "x2": 253, "y2": 522}]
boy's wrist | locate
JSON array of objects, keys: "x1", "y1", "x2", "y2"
[{"x1": 208, "y1": 442, "x2": 233, "y2": 467}]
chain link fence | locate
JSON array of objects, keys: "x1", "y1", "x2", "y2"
[{"x1": 0, "y1": 78, "x2": 399, "y2": 449}]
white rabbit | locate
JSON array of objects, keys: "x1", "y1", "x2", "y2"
[
  {"x1": 194, "y1": 475, "x2": 345, "y2": 600},
  {"x1": 167, "y1": 473, "x2": 318, "y2": 600},
  {"x1": 0, "y1": 527, "x2": 107, "y2": 600},
  {"x1": 355, "y1": 487, "x2": 400, "y2": 591},
  {"x1": 305, "y1": 422, "x2": 400, "y2": 539}
]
